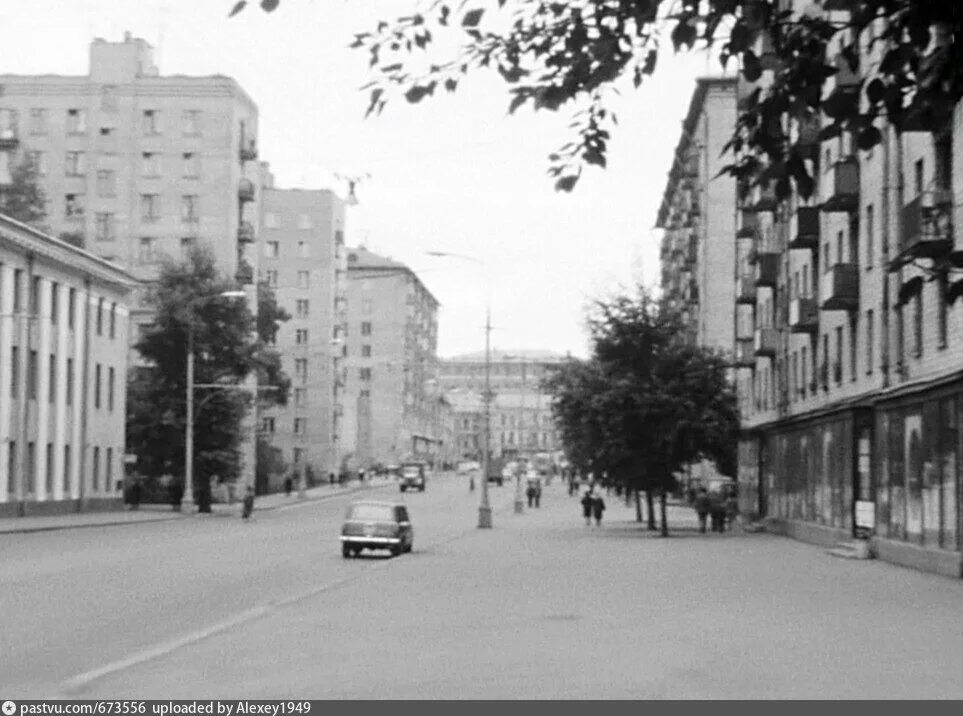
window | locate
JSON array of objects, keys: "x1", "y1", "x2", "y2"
[
  {"x1": 109, "y1": 303, "x2": 116, "y2": 339},
  {"x1": 914, "y1": 158, "x2": 924, "y2": 195},
  {"x1": 836, "y1": 230, "x2": 844, "y2": 265},
  {"x1": 108, "y1": 366, "x2": 115, "y2": 410},
  {"x1": 138, "y1": 237, "x2": 156, "y2": 264},
  {"x1": 298, "y1": 241, "x2": 309, "y2": 258},
  {"x1": 294, "y1": 358, "x2": 308, "y2": 381},
  {"x1": 63, "y1": 444, "x2": 70, "y2": 493},
  {"x1": 106, "y1": 447, "x2": 114, "y2": 491},
  {"x1": 849, "y1": 316, "x2": 857, "y2": 382},
  {"x1": 26, "y1": 150, "x2": 45, "y2": 175},
  {"x1": 295, "y1": 329, "x2": 308, "y2": 345},
  {"x1": 48, "y1": 354, "x2": 56, "y2": 403},
  {"x1": 96, "y1": 170, "x2": 115, "y2": 197},
  {"x1": 293, "y1": 448, "x2": 304, "y2": 465},
  {"x1": 937, "y1": 274, "x2": 948, "y2": 349},
  {"x1": 834, "y1": 327, "x2": 843, "y2": 384},
  {"x1": 66, "y1": 358, "x2": 73, "y2": 406},
  {"x1": 141, "y1": 151, "x2": 159, "y2": 176},
  {"x1": 182, "y1": 152, "x2": 199, "y2": 178},
  {"x1": 50, "y1": 283, "x2": 59, "y2": 324},
  {"x1": 26, "y1": 442, "x2": 35, "y2": 494},
  {"x1": 183, "y1": 110, "x2": 201, "y2": 136},
  {"x1": 92, "y1": 446, "x2": 100, "y2": 492},
  {"x1": 296, "y1": 300, "x2": 309, "y2": 318},
  {"x1": 297, "y1": 270, "x2": 310, "y2": 289},
  {"x1": 141, "y1": 194, "x2": 160, "y2": 222},
  {"x1": 94, "y1": 363, "x2": 102, "y2": 409},
  {"x1": 361, "y1": 345, "x2": 371, "y2": 358},
  {"x1": 100, "y1": 126, "x2": 114, "y2": 137},
  {"x1": 866, "y1": 309, "x2": 874, "y2": 375},
  {"x1": 10, "y1": 346, "x2": 17, "y2": 397},
  {"x1": 360, "y1": 367, "x2": 372, "y2": 381},
  {"x1": 261, "y1": 417, "x2": 276, "y2": 434},
  {"x1": 143, "y1": 109, "x2": 160, "y2": 135},
  {"x1": 28, "y1": 350, "x2": 37, "y2": 400},
  {"x1": 65, "y1": 194, "x2": 84, "y2": 219},
  {"x1": 66, "y1": 108, "x2": 86, "y2": 134},
  {"x1": 96, "y1": 298, "x2": 104, "y2": 335},
  {"x1": 913, "y1": 291, "x2": 923, "y2": 357},
  {"x1": 68, "y1": 288, "x2": 75, "y2": 329},
  {"x1": 264, "y1": 241, "x2": 279, "y2": 258},
  {"x1": 265, "y1": 269, "x2": 278, "y2": 287},
  {"x1": 95, "y1": 212, "x2": 115, "y2": 242},
  {"x1": 297, "y1": 214, "x2": 313, "y2": 229},
  {"x1": 29, "y1": 277, "x2": 39, "y2": 315},
  {"x1": 65, "y1": 151, "x2": 85, "y2": 176},
  {"x1": 865, "y1": 204, "x2": 874, "y2": 270},
  {"x1": 294, "y1": 418, "x2": 307, "y2": 435},
  {"x1": 181, "y1": 195, "x2": 199, "y2": 223},
  {"x1": 294, "y1": 388, "x2": 307, "y2": 406},
  {"x1": 335, "y1": 229, "x2": 344, "y2": 245},
  {"x1": 180, "y1": 237, "x2": 194, "y2": 258},
  {"x1": 264, "y1": 212, "x2": 280, "y2": 229},
  {"x1": 29, "y1": 108, "x2": 47, "y2": 135},
  {"x1": 361, "y1": 321, "x2": 372, "y2": 336}
]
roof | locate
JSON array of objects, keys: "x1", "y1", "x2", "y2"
[
  {"x1": 444, "y1": 349, "x2": 569, "y2": 363},
  {"x1": 346, "y1": 246, "x2": 408, "y2": 271}
]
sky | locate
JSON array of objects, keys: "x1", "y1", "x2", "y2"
[{"x1": 0, "y1": 0, "x2": 729, "y2": 359}]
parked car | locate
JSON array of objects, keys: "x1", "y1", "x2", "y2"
[
  {"x1": 399, "y1": 461, "x2": 427, "y2": 492},
  {"x1": 457, "y1": 460, "x2": 480, "y2": 474},
  {"x1": 340, "y1": 500, "x2": 414, "y2": 557}
]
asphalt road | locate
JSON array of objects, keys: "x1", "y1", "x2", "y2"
[{"x1": 5, "y1": 475, "x2": 963, "y2": 698}]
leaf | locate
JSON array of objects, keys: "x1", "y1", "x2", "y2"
[
  {"x1": 866, "y1": 78, "x2": 886, "y2": 105},
  {"x1": 462, "y1": 8, "x2": 484, "y2": 27},
  {"x1": 227, "y1": 0, "x2": 247, "y2": 17},
  {"x1": 508, "y1": 93, "x2": 527, "y2": 114},
  {"x1": 260, "y1": 0, "x2": 279, "y2": 11},
  {"x1": 444, "y1": 77, "x2": 458, "y2": 92},
  {"x1": 856, "y1": 125, "x2": 882, "y2": 151},
  {"x1": 584, "y1": 148, "x2": 607, "y2": 169},
  {"x1": 741, "y1": 50, "x2": 761, "y2": 82},
  {"x1": 947, "y1": 280, "x2": 963, "y2": 307},
  {"x1": 642, "y1": 49, "x2": 657, "y2": 75},
  {"x1": 404, "y1": 85, "x2": 431, "y2": 103},
  {"x1": 554, "y1": 174, "x2": 580, "y2": 192}
]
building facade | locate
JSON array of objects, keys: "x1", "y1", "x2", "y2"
[
  {"x1": 340, "y1": 247, "x2": 441, "y2": 468},
  {"x1": 0, "y1": 214, "x2": 136, "y2": 517},
  {"x1": 257, "y1": 184, "x2": 346, "y2": 485},
  {"x1": 0, "y1": 33, "x2": 262, "y2": 338},
  {"x1": 728, "y1": 4, "x2": 963, "y2": 578}
]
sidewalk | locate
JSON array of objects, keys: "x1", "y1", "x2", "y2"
[{"x1": 0, "y1": 475, "x2": 399, "y2": 535}]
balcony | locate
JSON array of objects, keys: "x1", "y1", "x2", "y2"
[
  {"x1": 736, "y1": 209, "x2": 758, "y2": 239},
  {"x1": 239, "y1": 140, "x2": 258, "y2": 163},
  {"x1": 750, "y1": 183, "x2": 778, "y2": 213},
  {"x1": 828, "y1": 53, "x2": 860, "y2": 98},
  {"x1": 736, "y1": 319, "x2": 755, "y2": 341},
  {"x1": 735, "y1": 339, "x2": 756, "y2": 369},
  {"x1": 735, "y1": 274, "x2": 757, "y2": 304},
  {"x1": 795, "y1": 114, "x2": 821, "y2": 154},
  {"x1": 821, "y1": 158, "x2": 859, "y2": 213},
  {"x1": 897, "y1": 190, "x2": 953, "y2": 260},
  {"x1": 789, "y1": 297, "x2": 819, "y2": 333},
  {"x1": 754, "y1": 252, "x2": 779, "y2": 287},
  {"x1": 820, "y1": 263, "x2": 859, "y2": 311},
  {"x1": 238, "y1": 178, "x2": 256, "y2": 203},
  {"x1": 789, "y1": 206, "x2": 820, "y2": 250},
  {"x1": 237, "y1": 221, "x2": 255, "y2": 244},
  {"x1": 754, "y1": 327, "x2": 778, "y2": 357}
]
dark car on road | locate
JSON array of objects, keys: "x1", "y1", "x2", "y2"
[
  {"x1": 399, "y1": 461, "x2": 427, "y2": 492},
  {"x1": 340, "y1": 500, "x2": 414, "y2": 558}
]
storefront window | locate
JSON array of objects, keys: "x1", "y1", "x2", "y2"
[
  {"x1": 890, "y1": 410, "x2": 906, "y2": 540},
  {"x1": 820, "y1": 430, "x2": 832, "y2": 526},
  {"x1": 905, "y1": 410, "x2": 923, "y2": 543},
  {"x1": 876, "y1": 412, "x2": 890, "y2": 534},
  {"x1": 922, "y1": 401, "x2": 942, "y2": 547},
  {"x1": 941, "y1": 397, "x2": 958, "y2": 551}
]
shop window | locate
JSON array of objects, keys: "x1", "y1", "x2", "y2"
[
  {"x1": 905, "y1": 410, "x2": 923, "y2": 543},
  {"x1": 941, "y1": 398, "x2": 958, "y2": 550}
]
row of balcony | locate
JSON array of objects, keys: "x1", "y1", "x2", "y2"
[{"x1": 735, "y1": 262, "x2": 860, "y2": 312}]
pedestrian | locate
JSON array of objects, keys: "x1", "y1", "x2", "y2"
[
  {"x1": 725, "y1": 491, "x2": 739, "y2": 531},
  {"x1": 592, "y1": 493, "x2": 606, "y2": 526},
  {"x1": 709, "y1": 492, "x2": 726, "y2": 532},
  {"x1": 693, "y1": 486, "x2": 710, "y2": 533},
  {"x1": 526, "y1": 481, "x2": 537, "y2": 508},
  {"x1": 130, "y1": 477, "x2": 142, "y2": 510},
  {"x1": 284, "y1": 475, "x2": 293, "y2": 497},
  {"x1": 241, "y1": 485, "x2": 255, "y2": 520},
  {"x1": 581, "y1": 489, "x2": 594, "y2": 526},
  {"x1": 534, "y1": 479, "x2": 542, "y2": 508},
  {"x1": 358, "y1": 468, "x2": 366, "y2": 482}
]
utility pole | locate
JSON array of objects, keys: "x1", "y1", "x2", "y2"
[
  {"x1": 478, "y1": 305, "x2": 493, "y2": 529},
  {"x1": 514, "y1": 359, "x2": 525, "y2": 514}
]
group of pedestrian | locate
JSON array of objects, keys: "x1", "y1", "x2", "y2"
[
  {"x1": 580, "y1": 486, "x2": 606, "y2": 527},
  {"x1": 692, "y1": 486, "x2": 739, "y2": 533}
]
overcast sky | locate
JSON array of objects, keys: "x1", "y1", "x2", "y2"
[{"x1": 1, "y1": 0, "x2": 727, "y2": 358}]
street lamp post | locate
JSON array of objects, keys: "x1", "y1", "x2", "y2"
[
  {"x1": 182, "y1": 290, "x2": 246, "y2": 514},
  {"x1": 426, "y1": 250, "x2": 492, "y2": 529}
]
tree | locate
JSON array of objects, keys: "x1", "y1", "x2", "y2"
[
  {"x1": 231, "y1": 0, "x2": 962, "y2": 196},
  {"x1": 546, "y1": 286, "x2": 739, "y2": 536},
  {"x1": 0, "y1": 157, "x2": 46, "y2": 225},
  {"x1": 126, "y1": 247, "x2": 290, "y2": 508}
]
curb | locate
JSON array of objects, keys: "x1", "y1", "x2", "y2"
[{"x1": 0, "y1": 514, "x2": 183, "y2": 536}]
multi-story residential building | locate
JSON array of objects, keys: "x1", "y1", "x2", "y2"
[
  {"x1": 440, "y1": 350, "x2": 564, "y2": 460},
  {"x1": 0, "y1": 214, "x2": 136, "y2": 518},
  {"x1": 257, "y1": 182, "x2": 346, "y2": 486},
  {"x1": 0, "y1": 33, "x2": 262, "y2": 339},
  {"x1": 656, "y1": 77, "x2": 738, "y2": 352},
  {"x1": 729, "y1": 5, "x2": 963, "y2": 578},
  {"x1": 341, "y1": 247, "x2": 441, "y2": 468}
]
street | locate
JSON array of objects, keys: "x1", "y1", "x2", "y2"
[{"x1": 3, "y1": 475, "x2": 963, "y2": 698}]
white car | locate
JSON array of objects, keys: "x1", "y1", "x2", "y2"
[{"x1": 457, "y1": 461, "x2": 480, "y2": 474}]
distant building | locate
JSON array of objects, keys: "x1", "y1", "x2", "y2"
[
  {"x1": 257, "y1": 182, "x2": 346, "y2": 485},
  {"x1": 0, "y1": 33, "x2": 263, "y2": 338},
  {"x1": 0, "y1": 213, "x2": 136, "y2": 517},
  {"x1": 341, "y1": 247, "x2": 441, "y2": 468}
]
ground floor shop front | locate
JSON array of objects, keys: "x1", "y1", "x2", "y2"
[{"x1": 738, "y1": 374, "x2": 963, "y2": 578}]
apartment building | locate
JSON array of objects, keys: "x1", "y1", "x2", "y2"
[
  {"x1": 256, "y1": 184, "x2": 346, "y2": 484},
  {"x1": 730, "y1": 4, "x2": 963, "y2": 577},
  {"x1": 0, "y1": 33, "x2": 262, "y2": 338},
  {"x1": 656, "y1": 77, "x2": 738, "y2": 352},
  {"x1": 0, "y1": 214, "x2": 136, "y2": 517},
  {"x1": 341, "y1": 247, "x2": 441, "y2": 468}
]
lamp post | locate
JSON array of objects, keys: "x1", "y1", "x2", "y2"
[
  {"x1": 426, "y1": 250, "x2": 492, "y2": 529},
  {"x1": 182, "y1": 289, "x2": 246, "y2": 514}
]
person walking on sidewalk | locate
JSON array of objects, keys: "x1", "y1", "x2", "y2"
[
  {"x1": 592, "y1": 492, "x2": 606, "y2": 526},
  {"x1": 693, "y1": 486, "x2": 710, "y2": 534},
  {"x1": 284, "y1": 475, "x2": 293, "y2": 497},
  {"x1": 242, "y1": 485, "x2": 255, "y2": 520},
  {"x1": 581, "y1": 489, "x2": 594, "y2": 526}
]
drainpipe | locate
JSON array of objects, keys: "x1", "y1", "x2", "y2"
[
  {"x1": 77, "y1": 276, "x2": 92, "y2": 511},
  {"x1": 881, "y1": 124, "x2": 892, "y2": 387},
  {"x1": 894, "y1": 129, "x2": 906, "y2": 379},
  {"x1": 15, "y1": 253, "x2": 35, "y2": 516}
]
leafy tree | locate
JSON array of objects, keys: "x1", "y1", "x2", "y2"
[
  {"x1": 546, "y1": 286, "x2": 738, "y2": 536},
  {"x1": 126, "y1": 247, "x2": 290, "y2": 509},
  {"x1": 0, "y1": 157, "x2": 46, "y2": 225},
  {"x1": 231, "y1": 0, "x2": 961, "y2": 196}
]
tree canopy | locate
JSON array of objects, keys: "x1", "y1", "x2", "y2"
[
  {"x1": 230, "y1": 0, "x2": 962, "y2": 195},
  {"x1": 545, "y1": 287, "x2": 739, "y2": 535},
  {"x1": 0, "y1": 157, "x2": 46, "y2": 226},
  {"x1": 127, "y1": 248, "x2": 290, "y2": 497}
]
